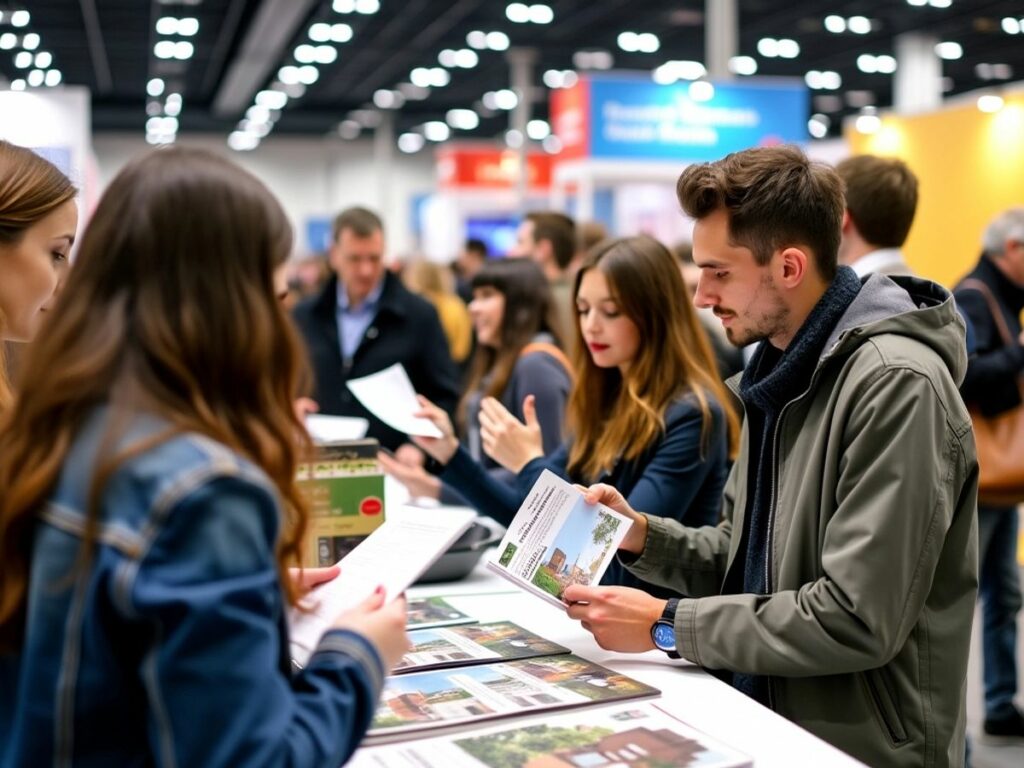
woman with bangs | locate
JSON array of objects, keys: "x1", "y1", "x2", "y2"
[
  {"x1": 0, "y1": 148, "x2": 407, "y2": 767},
  {"x1": 381, "y1": 257, "x2": 571, "y2": 501},
  {"x1": 413, "y1": 235, "x2": 740, "y2": 591}
]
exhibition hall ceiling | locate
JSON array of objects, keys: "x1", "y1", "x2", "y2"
[{"x1": 3, "y1": 0, "x2": 1024, "y2": 146}]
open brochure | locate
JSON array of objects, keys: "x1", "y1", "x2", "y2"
[
  {"x1": 394, "y1": 622, "x2": 569, "y2": 675},
  {"x1": 405, "y1": 596, "x2": 477, "y2": 630},
  {"x1": 289, "y1": 507, "x2": 477, "y2": 667},
  {"x1": 367, "y1": 654, "x2": 659, "y2": 742},
  {"x1": 350, "y1": 701, "x2": 753, "y2": 768},
  {"x1": 486, "y1": 469, "x2": 632, "y2": 610},
  {"x1": 346, "y1": 363, "x2": 443, "y2": 438}
]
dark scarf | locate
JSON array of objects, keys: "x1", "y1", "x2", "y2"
[{"x1": 731, "y1": 265, "x2": 861, "y2": 705}]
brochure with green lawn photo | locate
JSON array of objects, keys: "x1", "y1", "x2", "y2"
[
  {"x1": 367, "y1": 654, "x2": 659, "y2": 742},
  {"x1": 486, "y1": 469, "x2": 632, "y2": 610},
  {"x1": 405, "y1": 596, "x2": 476, "y2": 631},
  {"x1": 350, "y1": 701, "x2": 752, "y2": 767},
  {"x1": 394, "y1": 622, "x2": 569, "y2": 675}
]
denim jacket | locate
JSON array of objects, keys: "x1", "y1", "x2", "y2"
[{"x1": 1, "y1": 408, "x2": 384, "y2": 768}]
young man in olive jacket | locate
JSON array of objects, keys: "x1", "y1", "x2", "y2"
[{"x1": 565, "y1": 146, "x2": 978, "y2": 768}]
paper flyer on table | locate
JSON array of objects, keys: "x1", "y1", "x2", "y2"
[
  {"x1": 350, "y1": 704, "x2": 753, "y2": 768},
  {"x1": 486, "y1": 469, "x2": 632, "y2": 610},
  {"x1": 304, "y1": 413, "x2": 369, "y2": 444},
  {"x1": 405, "y1": 596, "x2": 476, "y2": 630},
  {"x1": 393, "y1": 621, "x2": 569, "y2": 674},
  {"x1": 289, "y1": 507, "x2": 477, "y2": 667},
  {"x1": 366, "y1": 654, "x2": 658, "y2": 741},
  {"x1": 349, "y1": 701, "x2": 752, "y2": 768},
  {"x1": 345, "y1": 363, "x2": 443, "y2": 438}
]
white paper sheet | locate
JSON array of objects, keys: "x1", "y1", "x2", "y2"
[
  {"x1": 289, "y1": 506, "x2": 477, "y2": 666},
  {"x1": 345, "y1": 363, "x2": 443, "y2": 438},
  {"x1": 304, "y1": 414, "x2": 369, "y2": 444}
]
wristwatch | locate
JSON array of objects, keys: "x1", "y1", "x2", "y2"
[{"x1": 650, "y1": 598, "x2": 681, "y2": 659}]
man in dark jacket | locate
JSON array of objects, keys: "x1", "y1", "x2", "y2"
[
  {"x1": 292, "y1": 206, "x2": 459, "y2": 452},
  {"x1": 954, "y1": 206, "x2": 1024, "y2": 740}
]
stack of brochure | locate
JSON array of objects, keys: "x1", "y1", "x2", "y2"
[
  {"x1": 350, "y1": 702, "x2": 753, "y2": 767},
  {"x1": 368, "y1": 653, "x2": 659, "y2": 742}
]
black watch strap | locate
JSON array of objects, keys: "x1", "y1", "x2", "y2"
[{"x1": 660, "y1": 598, "x2": 681, "y2": 659}]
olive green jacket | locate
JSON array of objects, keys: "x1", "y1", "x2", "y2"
[{"x1": 626, "y1": 274, "x2": 978, "y2": 768}]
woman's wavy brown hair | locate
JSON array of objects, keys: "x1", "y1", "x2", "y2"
[
  {"x1": 0, "y1": 140, "x2": 77, "y2": 410},
  {"x1": 0, "y1": 147, "x2": 312, "y2": 651},
  {"x1": 566, "y1": 236, "x2": 739, "y2": 482}
]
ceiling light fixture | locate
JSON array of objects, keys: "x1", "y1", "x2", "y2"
[
  {"x1": 728, "y1": 56, "x2": 757, "y2": 76},
  {"x1": 977, "y1": 94, "x2": 1004, "y2": 113}
]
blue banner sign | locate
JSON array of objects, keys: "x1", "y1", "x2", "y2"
[{"x1": 587, "y1": 75, "x2": 808, "y2": 161}]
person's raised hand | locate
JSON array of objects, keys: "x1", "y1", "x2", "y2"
[
  {"x1": 409, "y1": 396, "x2": 460, "y2": 465},
  {"x1": 479, "y1": 395, "x2": 544, "y2": 473},
  {"x1": 378, "y1": 450, "x2": 442, "y2": 500}
]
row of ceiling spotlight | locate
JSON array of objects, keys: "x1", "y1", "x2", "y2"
[
  {"x1": 229, "y1": 0, "x2": 378, "y2": 151},
  {"x1": 1, "y1": 9, "x2": 62, "y2": 90}
]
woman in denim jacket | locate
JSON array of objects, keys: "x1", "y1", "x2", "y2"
[{"x1": 0, "y1": 148, "x2": 409, "y2": 767}]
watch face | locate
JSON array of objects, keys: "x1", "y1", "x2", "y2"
[{"x1": 652, "y1": 621, "x2": 676, "y2": 652}]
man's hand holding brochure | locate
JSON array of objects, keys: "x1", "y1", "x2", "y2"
[{"x1": 487, "y1": 469, "x2": 634, "y2": 609}]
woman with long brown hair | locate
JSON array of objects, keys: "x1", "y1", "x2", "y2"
[
  {"x1": 0, "y1": 148, "x2": 407, "y2": 766},
  {"x1": 414, "y1": 235, "x2": 740, "y2": 591},
  {"x1": 0, "y1": 140, "x2": 77, "y2": 410},
  {"x1": 381, "y1": 257, "x2": 571, "y2": 500}
]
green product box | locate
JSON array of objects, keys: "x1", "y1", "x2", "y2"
[{"x1": 296, "y1": 439, "x2": 385, "y2": 567}]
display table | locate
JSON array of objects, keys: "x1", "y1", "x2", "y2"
[{"x1": 349, "y1": 552, "x2": 867, "y2": 767}]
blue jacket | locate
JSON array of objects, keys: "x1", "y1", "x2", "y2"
[
  {"x1": 0, "y1": 409, "x2": 384, "y2": 768},
  {"x1": 441, "y1": 394, "x2": 729, "y2": 593}
]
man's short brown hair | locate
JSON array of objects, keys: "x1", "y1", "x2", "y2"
[
  {"x1": 332, "y1": 206, "x2": 383, "y2": 242},
  {"x1": 526, "y1": 211, "x2": 576, "y2": 270},
  {"x1": 836, "y1": 154, "x2": 918, "y2": 249},
  {"x1": 676, "y1": 145, "x2": 844, "y2": 281}
]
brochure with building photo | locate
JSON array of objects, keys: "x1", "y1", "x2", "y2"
[
  {"x1": 367, "y1": 654, "x2": 659, "y2": 742},
  {"x1": 405, "y1": 596, "x2": 476, "y2": 631},
  {"x1": 350, "y1": 701, "x2": 752, "y2": 768},
  {"x1": 487, "y1": 469, "x2": 632, "y2": 610},
  {"x1": 394, "y1": 622, "x2": 569, "y2": 675}
]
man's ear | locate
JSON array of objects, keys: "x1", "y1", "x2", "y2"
[
  {"x1": 841, "y1": 209, "x2": 854, "y2": 235},
  {"x1": 776, "y1": 246, "x2": 811, "y2": 289}
]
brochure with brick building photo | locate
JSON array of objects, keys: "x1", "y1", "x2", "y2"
[
  {"x1": 487, "y1": 470, "x2": 632, "y2": 609},
  {"x1": 394, "y1": 622, "x2": 569, "y2": 675},
  {"x1": 366, "y1": 654, "x2": 659, "y2": 742},
  {"x1": 350, "y1": 701, "x2": 752, "y2": 767}
]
